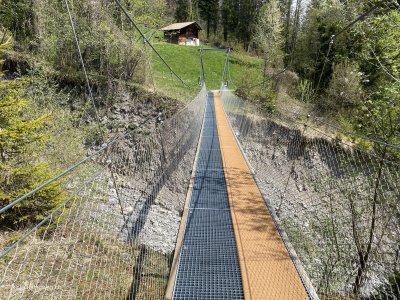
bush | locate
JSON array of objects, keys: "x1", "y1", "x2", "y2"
[
  {"x1": 323, "y1": 60, "x2": 363, "y2": 111},
  {"x1": 237, "y1": 80, "x2": 276, "y2": 113},
  {"x1": 297, "y1": 79, "x2": 314, "y2": 103},
  {"x1": 0, "y1": 46, "x2": 65, "y2": 228}
]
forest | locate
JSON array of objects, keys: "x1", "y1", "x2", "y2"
[
  {"x1": 175, "y1": 0, "x2": 399, "y2": 151},
  {"x1": 0, "y1": 0, "x2": 399, "y2": 298}
]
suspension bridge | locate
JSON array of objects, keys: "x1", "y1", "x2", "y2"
[{"x1": 1, "y1": 1, "x2": 400, "y2": 300}]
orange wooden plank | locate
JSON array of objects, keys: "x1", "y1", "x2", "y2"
[{"x1": 214, "y1": 92, "x2": 309, "y2": 300}]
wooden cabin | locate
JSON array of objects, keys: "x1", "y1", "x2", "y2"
[{"x1": 161, "y1": 21, "x2": 202, "y2": 46}]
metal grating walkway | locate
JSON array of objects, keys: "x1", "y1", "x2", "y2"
[{"x1": 172, "y1": 93, "x2": 244, "y2": 300}]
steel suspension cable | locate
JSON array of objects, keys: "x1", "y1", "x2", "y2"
[
  {"x1": 113, "y1": 0, "x2": 189, "y2": 88},
  {"x1": 66, "y1": 0, "x2": 149, "y2": 228},
  {"x1": 217, "y1": 48, "x2": 231, "y2": 93},
  {"x1": 64, "y1": 0, "x2": 103, "y2": 138}
]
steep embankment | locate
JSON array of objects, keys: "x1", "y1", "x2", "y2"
[{"x1": 227, "y1": 110, "x2": 399, "y2": 297}]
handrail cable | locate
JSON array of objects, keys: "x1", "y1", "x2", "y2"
[
  {"x1": 199, "y1": 49, "x2": 206, "y2": 84},
  {"x1": 0, "y1": 172, "x2": 102, "y2": 259},
  {"x1": 220, "y1": 48, "x2": 231, "y2": 93},
  {"x1": 0, "y1": 0, "x2": 126, "y2": 216},
  {"x1": 0, "y1": 85, "x2": 205, "y2": 216},
  {"x1": 198, "y1": 47, "x2": 229, "y2": 86}
]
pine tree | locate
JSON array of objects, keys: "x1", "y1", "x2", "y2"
[
  {"x1": 175, "y1": 0, "x2": 190, "y2": 21},
  {"x1": 0, "y1": 39, "x2": 64, "y2": 228},
  {"x1": 237, "y1": 0, "x2": 264, "y2": 50},
  {"x1": 221, "y1": 0, "x2": 239, "y2": 42},
  {"x1": 198, "y1": 0, "x2": 219, "y2": 39}
]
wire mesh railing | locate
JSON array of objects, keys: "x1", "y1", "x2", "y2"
[
  {"x1": 221, "y1": 89, "x2": 400, "y2": 300},
  {"x1": 0, "y1": 85, "x2": 206, "y2": 300}
]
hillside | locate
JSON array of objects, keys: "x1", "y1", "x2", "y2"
[{"x1": 152, "y1": 42, "x2": 264, "y2": 91}]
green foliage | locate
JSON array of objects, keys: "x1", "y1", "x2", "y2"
[
  {"x1": 175, "y1": 0, "x2": 198, "y2": 22},
  {"x1": 237, "y1": 69, "x2": 276, "y2": 112},
  {"x1": 352, "y1": 8, "x2": 400, "y2": 154},
  {"x1": 357, "y1": 9, "x2": 400, "y2": 87},
  {"x1": 152, "y1": 42, "x2": 263, "y2": 92},
  {"x1": 0, "y1": 0, "x2": 35, "y2": 44},
  {"x1": 198, "y1": 0, "x2": 219, "y2": 38},
  {"x1": 220, "y1": 0, "x2": 264, "y2": 48},
  {"x1": 0, "y1": 55, "x2": 64, "y2": 227},
  {"x1": 293, "y1": 0, "x2": 346, "y2": 85},
  {"x1": 0, "y1": 0, "x2": 170, "y2": 95},
  {"x1": 221, "y1": 0, "x2": 238, "y2": 42},
  {"x1": 39, "y1": 1, "x2": 146, "y2": 83},
  {"x1": 253, "y1": 0, "x2": 284, "y2": 70},
  {"x1": 0, "y1": 164, "x2": 64, "y2": 228},
  {"x1": 291, "y1": 1, "x2": 400, "y2": 152},
  {"x1": 175, "y1": 0, "x2": 189, "y2": 21},
  {"x1": 324, "y1": 60, "x2": 363, "y2": 111},
  {"x1": 297, "y1": 79, "x2": 314, "y2": 103},
  {"x1": 356, "y1": 82, "x2": 400, "y2": 158}
]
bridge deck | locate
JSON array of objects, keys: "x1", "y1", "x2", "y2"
[{"x1": 170, "y1": 92, "x2": 310, "y2": 300}]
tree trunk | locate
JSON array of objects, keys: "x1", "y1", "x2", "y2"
[
  {"x1": 353, "y1": 149, "x2": 386, "y2": 295},
  {"x1": 289, "y1": 0, "x2": 302, "y2": 59},
  {"x1": 223, "y1": 26, "x2": 228, "y2": 42},
  {"x1": 0, "y1": 145, "x2": 6, "y2": 163},
  {"x1": 206, "y1": 19, "x2": 210, "y2": 39},
  {"x1": 284, "y1": 0, "x2": 292, "y2": 61}
]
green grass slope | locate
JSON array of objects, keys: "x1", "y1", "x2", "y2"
[{"x1": 151, "y1": 43, "x2": 264, "y2": 95}]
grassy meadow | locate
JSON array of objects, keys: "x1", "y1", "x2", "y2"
[{"x1": 151, "y1": 42, "x2": 264, "y2": 95}]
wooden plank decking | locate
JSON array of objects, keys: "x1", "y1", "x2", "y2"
[{"x1": 214, "y1": 92, "x2": 309, "y2": 300}]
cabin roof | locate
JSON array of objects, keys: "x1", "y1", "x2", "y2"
[{"x1": 160, "y1": 21, "x2": 202, "y2": 31}]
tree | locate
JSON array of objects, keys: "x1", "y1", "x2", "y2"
[
  {"x1": 198, "y1": 0, "x2": 219, "y2": 39},
  {"x1": 175, "y1": 0, "x2": 190, "y2": 21},
  {"x1": 176, "y1": 0, "x2": 199, "y2": 22},
  {"x1": 236, "y1": 0, "x2": 263, "y2": 50},
  {"x1": 253, "y1": 0, "x2": 284, "y2": 73},
  {"x1": 292, "y1": 1, "x2": 346, "y2": 86},
  {"x1": 0, "y1": 39, "x2": 64, "y2": 228},
  {"x1": 0, "y1": 0, "x2": 38, "y2": 45},
  {"x1": 325, "y1": 60, "x2": 363, "y2": 112},
  {"x1": 221, "y1": 0, "x2": 239, "y2": 42},
  {"x1": 342, "y1": 8, "x2": 400, "y2": 294},
  {"x1": 353, "y1": 9, "x2": 400, "y2": 155},
  {"x1": 287, "y1": 0, "x2": 303, "y2": 64},
  {"x1": 283, "y1": 0, "x2": 293, "y2": 61}
]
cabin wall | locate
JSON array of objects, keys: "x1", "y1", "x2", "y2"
[
  {"x1": 163, "y1": 24, "x2": 200, "y2": 45},
  {"x1": 164, "y1": 32, "x2": 179, "y2": 44}
]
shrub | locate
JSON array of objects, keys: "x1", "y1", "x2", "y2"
[
  {"x1": 324, "y1": 60, "x2": 363, "y2": 112},
  {"x1": 297, "y1": 79, "x2": 314, "y2": 103},
  {"x1": 0, "y1": 41, "x2": 64, "y2": 228},
  {"x1": 237, "y1": 77, "x2": 276, "y2": 113}
]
